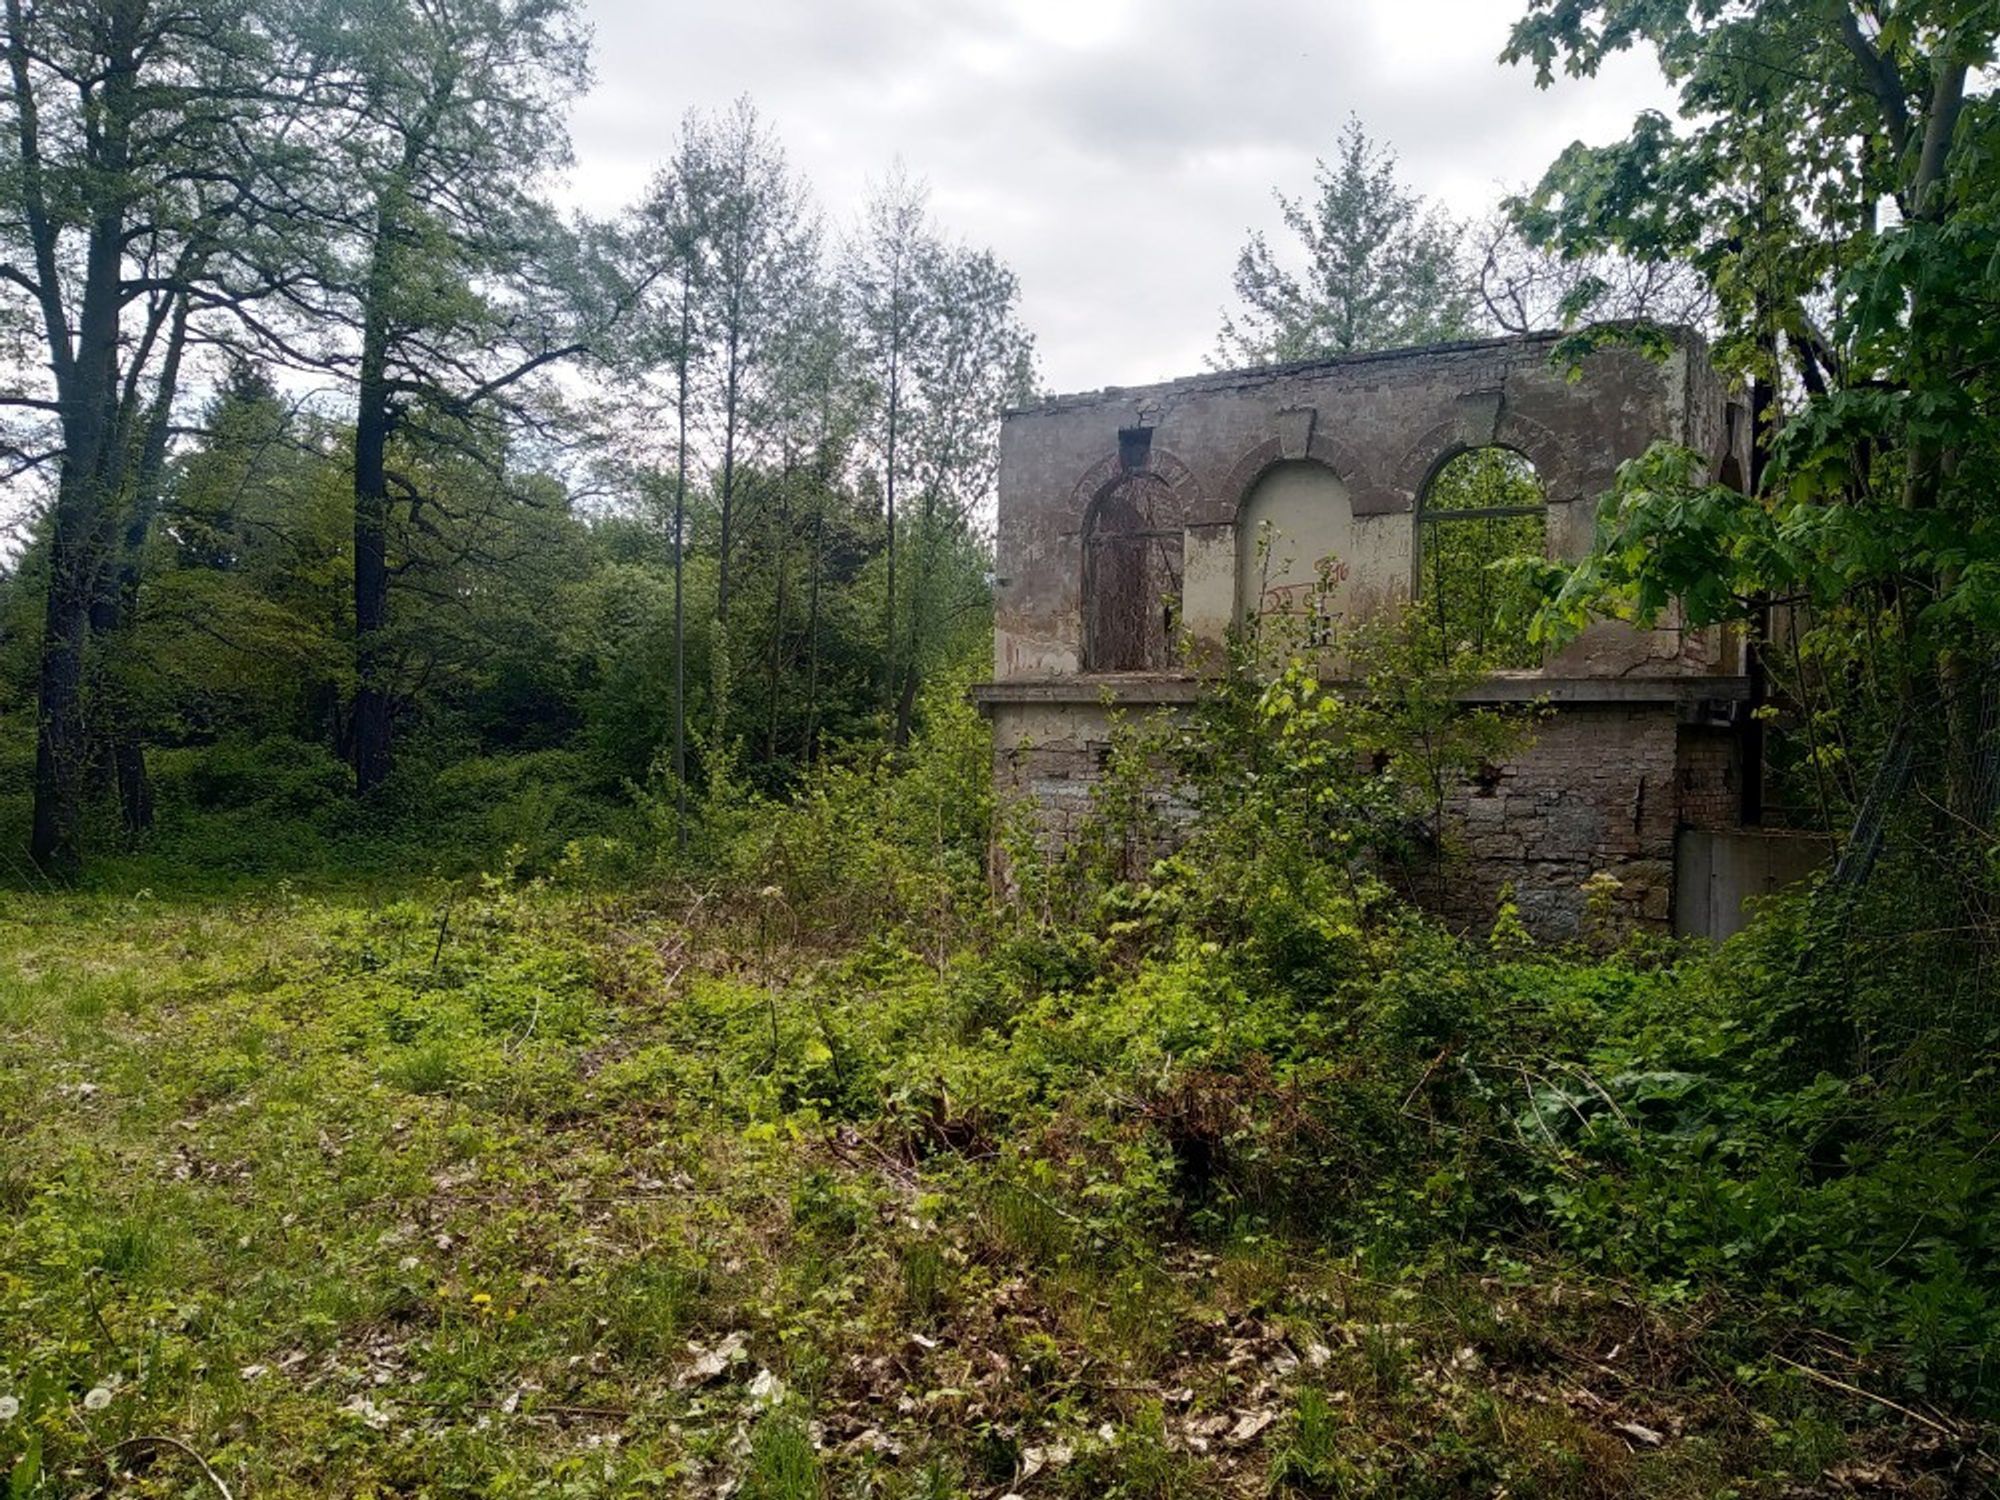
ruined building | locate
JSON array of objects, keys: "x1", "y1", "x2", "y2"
[{"x1": 974, "y1": 329, "x2": 1822, "y2": 939}]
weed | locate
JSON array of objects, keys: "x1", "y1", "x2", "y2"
[
  {"x1": 597, "y1": 1256, "x2": 709, "y2": 1359},
  {"x1": 385, "y1": 1037, "x2": 464, "y2": 1095},
  {"x1": 742, "y1": 1407, "x2": 819, "y2": 1499},
  {"x1": 1270, "y1": 1386, "x2": 1348, "y2": 1493},
  {"x1": 1065, "y1": 1400, "x2": 1216, "y2": 1498},
  {"x1": 899, "y1": 1240, "x2": 948, "y2": 1327}
]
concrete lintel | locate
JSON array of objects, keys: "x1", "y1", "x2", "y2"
[
  {"x1": 971, "y1": 677, "x2": 1208, "y2": 711},
  {"x1": 970, "y1": 673, "x2": 1753, "y2": 714},
  {"x1": 1455, "y1": 674, "x2": 1753, "y2": 707}
]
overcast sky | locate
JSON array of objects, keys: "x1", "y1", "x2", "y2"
[{"x1": 561, "y1": 0, "x2": 1675, "y2": 396}]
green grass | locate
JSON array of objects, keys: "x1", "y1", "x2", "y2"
[{"x1": 0, "y1": 880, "x2": 1983, "y2": 1497}]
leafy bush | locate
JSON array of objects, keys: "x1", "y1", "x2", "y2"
[
  {"x1": 173, "y1": 737, "x2": 351, "y2": 816},
  {"x1": 427, "y1": 748, "x2": 620, "y2": 863},
  {"x1": 715, "y1": 664, "x2": 994, "y2": 942},
  {"x1": 1502, "y1": 902, "x2": 2000, "y2": 1408}
]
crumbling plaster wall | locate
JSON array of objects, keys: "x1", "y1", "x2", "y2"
[{"x1": 994, "y1": 329, "x2": 1748, "y2": 682}]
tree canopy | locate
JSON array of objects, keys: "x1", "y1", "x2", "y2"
[
  {"x1": 1506, "y1": 0, "x2": 1998, "y2": 850},
  {"x1": 1216, "y1": 117, "x2": 1480, "y2": 365}
]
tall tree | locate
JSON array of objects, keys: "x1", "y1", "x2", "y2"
[
  {"x1": 0, "y1": 0, "x2": 315, "y2": 873},
  {"x1": 1505, "y1": 1, "x2": 1996, "y2": 865},
  {"x1": 313, "y1": 0, "x2": 591, "y2": 793},
  {"x1": 624, "y1": 113, "x2": 717, "y2": 852},
  {"x1": 624, "y1": 99, "x2": 814, "y2": 786},
  {"x1": 1216, "y1": 117, "x2": 1479, "y2": 366},
  {"x1": 696, "y1": 98, "x2": 817, "y2": 633},
  {"x1": 892, "y1": 241, "x2": 1034, "y2": 744},
  {"x1": 843, "y1": 165, "x2": 932, "y2": 719},
  {"x1": 752, "y1": 272, "x2": 864, "y2": 768}
]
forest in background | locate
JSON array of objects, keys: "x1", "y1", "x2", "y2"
[
  {"x1": 2, "y1": 0, "x2": 1999, "y2": 1495},
  {"x1": 0, "y1": 12, "x2": 1039, "y2": 883},
  {"x1": 0, "y1": 15, "x2": 1705, "y2": 886}
]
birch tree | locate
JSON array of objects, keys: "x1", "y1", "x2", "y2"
[
  {"x1": 892, "y1": 241, "x2": 1034, "y2": 744},
  {"x1": 624, "y1": 114, "x2": 715, "y2": 851},
  {"x1": 842, "y1": 166, "x2": 932, "y2": 718}
]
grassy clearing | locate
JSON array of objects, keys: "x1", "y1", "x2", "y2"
[{"x1": 0, "y1": 879, "x2": 1988, "y2": 1497}]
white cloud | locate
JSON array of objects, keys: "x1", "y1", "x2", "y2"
[{"x1": 565, "y1": 2, "x2": 1672, "y2": 392}]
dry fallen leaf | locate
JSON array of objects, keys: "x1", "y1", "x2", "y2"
[
  {"x1": 1614, "y1": 1420, "x2": 1665, "y2": 1447},
  {"x1": 1226, "y1": 1409, "x2": 1276, "y2": 1446},
  {"x1": 678, "y1": 1331, "x2": 748, "y2": 1387}
]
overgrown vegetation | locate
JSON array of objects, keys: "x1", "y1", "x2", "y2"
[
  {"x1": 2, "y1": 659, "x2": 1995, "y2": 1495},
  {"x1": 1, "y1": 0, "x2": 1995, "y2": 1493}
]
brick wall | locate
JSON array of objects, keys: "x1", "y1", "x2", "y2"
[{"x1": 1676, "y1": 724, "x2": 1742, "y2": 833}]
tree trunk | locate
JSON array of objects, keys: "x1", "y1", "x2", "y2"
[
  {"x1": 23, "y1": 3, "x2": 137, "y2": 875},
  {"x1": 352, "y1": 488, "x2": 393, "y2": 793},
  {"x1": 803, "y1": 487, "x2": 825, "y2": 766},
  {"x1": 893, "y1": 654, "x2": 920, "y2": 750},
  {"x1": 352, "y1": 222, "x2": 396, "y2": 795},
  {"x1": 672, "y1": 283, "x2": 691, "y2": 853},
  {"x1": 709, "y1": 318, "x2": 743, "y2": 758},
  {"x1": 115, "y1": 735, "x2": 153, "y2": 838},
  {"x1": 88, "y1": 552, "x2": 154, "y2": 841},
  {"x1": 882, "y1": 355, "x2": 899, "y2": 723},
  {"x1": 717, "y1": 322, "x2": 741, "y2": 625},
  {"x1": 31, "y1": 518, "x2": 93, "y2": 875},
  {"x1": 91, "y1": 296, "x2": 189, "y2": 839},
  {"x1": 764, "y1": 465, "x2": 792, "y2": 766},
  {"x1": 892, "y1": 489, "x2": 934, "y2": 750}
]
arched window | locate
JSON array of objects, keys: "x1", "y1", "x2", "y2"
[
  {"x1": 1416, "y1": 447, "x2": 1546, "y2": 669},
  {"x1": 1084, "y1": 471, "x2": 1185, "y2": 672},
  {"x1": 1236, "y1": 460, "x2": 1353, "y2": 646}
]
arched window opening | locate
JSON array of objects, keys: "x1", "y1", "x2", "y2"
[
  {"x1": 1084, "y1": 471, "x2": 1185, "y2": 672},
  {"x1": 1417, "y1": 447, "x2": 1546, "y2": 669},
  {"x1": 1236, "y1": 460, "x2": 1353, "y2": 648}
]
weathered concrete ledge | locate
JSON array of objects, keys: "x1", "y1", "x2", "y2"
[
  {"x1": 972, "y1": 674, "x2": 1752, "y2": 711},
  {"x1": 1005, "y1": 327, "x2": 1684, "y2": 418}
]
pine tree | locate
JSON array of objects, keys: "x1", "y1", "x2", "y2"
[{"x1": 1217, "y1": 118, "x2": 1478, "y2": 366}]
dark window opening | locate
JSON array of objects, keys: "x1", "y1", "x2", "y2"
[
  {"x1": 1084, "y1": 471, "x2": 1185, "y2": 672},
  {"x1": 1417, "y1": 447, "x2": 1547, "y2": 670}
]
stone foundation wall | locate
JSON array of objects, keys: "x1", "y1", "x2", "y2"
[
  {"x1": 1433, "y1": 705, "x2": 1681, "y2": 939},
  {"x1": 985, "y1": 692, "x2": 1737, "y2": 940},
  {"x1": 990, "y1": 698, "x2": 1190, "y2": 869},
  {"x1": 994, "y1": 700, "x2": 1120, "y2": 848}
]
